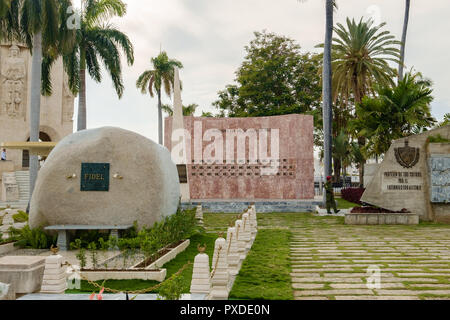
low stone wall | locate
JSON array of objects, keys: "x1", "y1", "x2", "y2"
[
  {"x1": 182, "y1": 200, "x2": 322, "y2": 213},
  {"x1": 0, "y1": 242, "x2": 16, "y2": 255},
  {"x1": 345, "y1": 212, "x2": 419, "y2": 225}
]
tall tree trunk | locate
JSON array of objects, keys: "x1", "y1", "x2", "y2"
[
  {"x1": 322, "y1": 0, "x2": 334, "y2": 204},
  {"x1": 398, "y1": 0, "x2": 411, "y2": 82},
  {"x1": 29, "y1": 31, "x2": 42, "y2": 200},
  {"x1": 358, "y1": 136, "x2": 366, "y2": 188},
  {"x1": 77, "y1": 50, "x2": 87, "y2": 131},
  {"x1": 333, "y1": 156, "x2": 341, "y2": 183},
  {"x1": 158, "y1": 90, "x2": 163, "y2": 145}
]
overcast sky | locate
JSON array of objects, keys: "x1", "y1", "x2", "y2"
[{"x1": 75, "y1": 0, "x2": 450, "y2": 142}]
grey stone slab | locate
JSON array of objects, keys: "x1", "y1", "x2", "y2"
[
  {"x1": 292, "y1": 283, "x2": 325, "y2": 289},
  {"x1": 376, "y1": 290, "x2": 450, "y2": 296},
  {"x1": 334, "y1": 295, "x2": 419, "y2": 300},
  {"x1": 294, "y1": 296, "x2": 330, "y2": 300},
  {"x1": 292, "y1": 268, "x2": 354, "y2": 273},
  {"x1": 331, "y1": 283, "x2": 405, "y2": 289},
  {"x1": 294, "y1": 289, "x2": 374, "y2": 296},
  {"x1": 292, "y1": 277, "x2": 363, "y2": 283}
]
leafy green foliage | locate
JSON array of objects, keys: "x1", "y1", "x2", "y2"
[
  {"x1": 11, "y1": 225, "x2": 56, "y2": 249},
  {"x1": 213, "y1": 30, "x2": 322, "y2": 120},
  {"x1": 88, "y1": 242, "x2": 98, "y2": 269},
  {"x1": 161, "y1": 103, "x2": 198, "y2": 116},
  {"x1": 136, "y1": 51, "x2": 183, "y2": 98},
  {"x1": 157, "y1": 272, "x2": 184, "y2": 300},
  {"x1": 71, "y1": 230, "x2": 111, "y2": 248},
  {"x1": 427, "y1": 134, "x2": 450, "y2": 144},
  {"x1": 64, "y1": 0, "x2": 134, "y2": 97},
  {"x1": 351, "y1": 72, "x2": 436, "y2": 158},
  {"x1": 322, "y1": 17, "x2": 401, "y2": 104},
  {"x1": 438, "y1": 114, "x2": 450, "y2": 127},
  {"x1": 12, "y1": 210, "x2": 28, "y2": 223},
  {"x1": 68, "y1": 208, "x2": 198, "y2": 269},
  {"x1": 65, "y1": 233, "x2": 217, "y2": 294}
]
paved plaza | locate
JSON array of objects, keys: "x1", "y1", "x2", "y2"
[
  {"x1": 288, "y1": 215, "x2": 450, "y2": 300},
  {"x1": 205, "y1": 212, "x2": 450, "y2": 300}
]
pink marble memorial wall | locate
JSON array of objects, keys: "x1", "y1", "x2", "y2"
[{"x1": 164, "y1": 114, "x2": 314, "y2": 200}]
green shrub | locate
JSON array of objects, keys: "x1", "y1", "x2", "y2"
[
  {"x1": 11, "y1": 226, "x2": 57, "y2": 249},
  {"x1": 12, "y1": 211, "x2": 29, "y2": 223},
  {"x1": 427, "y1": 134, "x2": 450, "y2": 144},
  {"x1": 157, "y1": 272, "x2": 184, "y2": 300},
  {"x1": 67, "y1": 208, "x2": 199, "y2": 269}
]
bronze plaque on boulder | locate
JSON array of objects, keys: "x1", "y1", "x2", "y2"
[{"x1": 81, "y1": 163, "x2": 110, "y2": 191}]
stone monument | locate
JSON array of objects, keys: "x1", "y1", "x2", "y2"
[
  {"x1": 0, "y1": 42, "x2": 74, "y2": 172},
  {"x1": 361, "y1": 125, "x2": 450, "y2": 222},
  {"x1": 165, "y1": 114, "x2": 314, "y2": 200},
  {"x1": 1, "y1": 172, "x2": 19, "y2": 202},
  {"x1": 171, "y1": 67, "x2": 190, "y2": 201},
  {"x1": 29, "y1": 127, "x2": 180, "y2": 229}
]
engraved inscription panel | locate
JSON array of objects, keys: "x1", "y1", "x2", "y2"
[{"x1": 81, "y1": 163, "x2": 110, "y2": 192}]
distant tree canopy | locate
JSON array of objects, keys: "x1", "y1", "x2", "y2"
[
  {"x1": 162, "y1": 103, "x2": 198, "y2": 116},
  {"x1": 213, "y1": 31, "x2": 322, "y2": 119},
  {"x1": 439, "y1": 113, "x2": 450, "y2": 127}
]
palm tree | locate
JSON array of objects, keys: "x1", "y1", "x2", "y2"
[
  {"x1": 332, "y1": 130, "x2": 350, "y2": 181},
  {"x1": 18, "y1": 0, "x2": 75, "y2": 198},
  {"x1": 0, "y1": 0, "x2": 10, "y2": 18},
  {"x1": 136, "y1": 51, "x2": 183, "y2": 145},
  {"x1": 399, "y1": 0, "x2": 411, "y2": 82},
  {"x1": 352, "y1": 72, "x2": 436, "y2": 158},
  {"x1": 331, "y1": 18, "x2": 401, "y2": 104},
  {"x1": 322, "y1": 0, "x2": 334, "y2": 187},
  {"x1": 328, "y1": 17, "x2": 401, "y2": 186},
  {"x1": 0, "y1": 0, "x2": 15, "y2": 41},
  {"x1": 439, "y1": 114, "x2": 450, "y2": 127},
  {"x1": 161, "y1": 103, "x2": 198, "y2": 117},
  {"x1": 63, "y1": 0, "x2": 134, "y2": 131}
]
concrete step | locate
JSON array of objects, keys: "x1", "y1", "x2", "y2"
[
  {"x1": 0, "y1": 200, "x2": 28, "y2": 209},
  {"x1": 14, "y1": 171, "x2": 30, "y2": 202}
]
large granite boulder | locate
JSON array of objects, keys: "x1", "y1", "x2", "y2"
[{"x1": 29, "y1": 127, "x2": 180, "y2": 229}]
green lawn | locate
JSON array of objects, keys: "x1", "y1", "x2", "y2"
[
  {"x1": 230, "y1": 229, "x2": 293, "y2": 300},
  {"x1": 336, "y1": 197, "x2": 360, "y2": 209}
]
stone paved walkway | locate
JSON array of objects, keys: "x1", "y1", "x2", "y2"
[{"x1": 288, "y1": 216, "x2": 450, "y2": 300}]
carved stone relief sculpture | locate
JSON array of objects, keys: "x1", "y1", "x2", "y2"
[{"x1": 1, "y1": 44, "x2": 26, "y2": 119}]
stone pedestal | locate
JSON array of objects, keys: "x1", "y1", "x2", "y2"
[
  {"x1": 241, "y1": 213, "x2": 252, "y2": 251},
  {"x1": 2, "y1": 212, "x2": 14, "y2": 225},
  {"x1": 195, "y1": 205, "x2": 204, "y2": 227},
  {"x1": 56, "y1": 230, "x2": 70, "y2": 251},
  {"x1": 209, "y1": 237, "x2": 228, "y2": 300},
  {"x1": 226, "y1": 227, "x2": 239, "y2": 276},
  {"x1": 0, "y1": 256, "x2": 46, "y2": 294},
  {"x1": 249, "y1": 206, "x2": 258, "y2": 241},
  {"x1": 40, "y1": 255, "x2": 67, "y2": 294},
  {"x1": 1, "y1": 173, "x2": 19, "y2": 202},
  {"x1": 190, "y1": 253, "x2": 210, "y2": 295},
  {"x1": 234, "y1": 220, "x2": 246, "y2": 262},
  {"x1": 0, "y1": 209, "x2": 15, "y2": 239}
]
